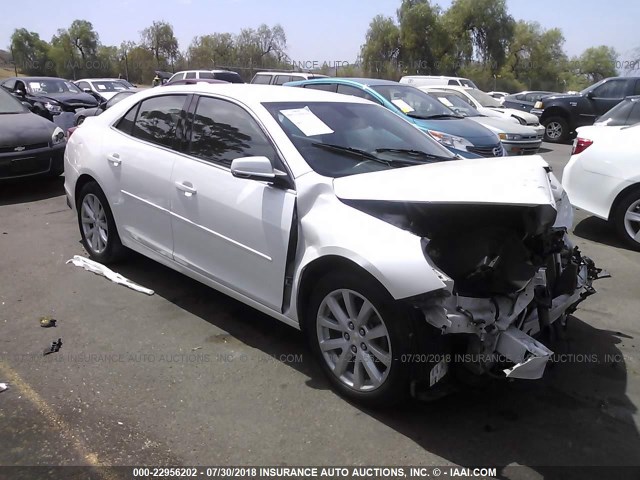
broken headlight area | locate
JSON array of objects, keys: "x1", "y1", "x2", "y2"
[{"x1": 348, "y1": 200, "x2": 606, "y2": 392}]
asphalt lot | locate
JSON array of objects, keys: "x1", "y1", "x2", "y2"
[{"x1": 0, "y1": 142, "x2": 639, "y2": 479}]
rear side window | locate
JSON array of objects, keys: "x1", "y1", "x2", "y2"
[
  {"x1": 199, "y1": 72, "x2": 215, "y2": 79},
  {"x1": 304, "y1": 83, "x2": 337, "y2": 92},
  {"x1": 185, "y1": 72, "x2": 197, "y2": 79},
  {"x1": 448, "y1": 80, "x2": 458, "y2": 85},
  {"x1": 251, "y1": 74, "x2": 272, "y2": 85},
  {"x1": 274, "y1": 75, "x2": 292, "y2": 85},
  {"x1": 188, "y1": 96, "x2": 278, "y2": 168},
  {"x1": 130, "y1": 95, "x2": 188, "y2": 150}
]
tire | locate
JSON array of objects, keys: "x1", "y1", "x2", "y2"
[
  {"x1": 76, "y1": 116, "x2": 85, "y2": 126},
  {"x1": 612, "y1": 190, "x2": 640, "y2": 251},
  {"x1": 543, "y1": 116, "x2": 569, "y2": 143},
  {"x1": 76, "y1": 181, "x2": 126, "y2": 263},
  {"x1": 305, "y1": 270, "x2": 413, "y2": 407}
]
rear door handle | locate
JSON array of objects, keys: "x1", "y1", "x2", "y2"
[
  {"x1": 175, "y1": 181, "x2": 197, "y2": 197},
  {"x1": 107, "y1": 153, "x2": 121, "y2": 166}
]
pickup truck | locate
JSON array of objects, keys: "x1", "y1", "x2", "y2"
[{"x1": 532, "y1": 76, "x2": 640, "y2": 142}]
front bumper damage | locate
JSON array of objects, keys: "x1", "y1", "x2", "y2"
[{"x1": 410, "y1": 246, "x2": 607, "y2": 390}]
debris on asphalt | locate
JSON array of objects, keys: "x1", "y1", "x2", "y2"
[
  {"x1": 192, "y1": 346, "x2": 202, "y2": 351},
  {"x1": 43, "y1": 338, "x2": 63, "y2": 356},
  {"x1": 40, "y1": 316, "x2": 57, "y2": 328},
  {"x1": 0, "y1": 383, "x2": 8, "y2": 392},
  {"x1": 66, "y1": 255, "x2": 154, "y2": 295}
]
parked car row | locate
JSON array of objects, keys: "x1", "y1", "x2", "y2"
[{"x1": 60, "y1": 82, "x2": 601, "y2": 406}]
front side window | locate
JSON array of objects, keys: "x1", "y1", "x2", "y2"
[
  {"x1": 130, "y1": 95, "x2": 188, "y2": 150},
  {"x1": 592, "y1": 80, "x2": 627, "y2": 99},
  {"x1": 188, "y1": 96, "x2": 278, "y2": 168},
  {"x1": 0, "y1": 88, "x2": 28, "y2": 114},
  {"x1": 336, "y1": 84, "x2": 380, "y2": 104},
  {"x1": 251, "y1": 74, "x2": 272, "y2": 85},
  {"x1": 2, "y1": 79, "x2": 16, "y2": 90},
  {"x1": 263, "y1": 101, "x2": 455, "y2": 178},
  {"x1": 371, "y1": 84, "x2": 461, "y2": 119}
]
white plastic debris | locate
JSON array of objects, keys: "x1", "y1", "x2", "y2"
[
  {"x1": 66, "y1": 255, "x2": 154, "y2": 295},
  {"x1": 0, "y1": 383, "x2": 8, "y2": 392}
]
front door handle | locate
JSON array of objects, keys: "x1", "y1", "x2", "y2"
[
  {"x1": 107, "y1": 153, "x2": 121, "y2": 166},
  {"x1": 175, "y1": 181, "x2": 197, "y2": 197}
]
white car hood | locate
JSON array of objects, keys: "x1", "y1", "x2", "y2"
[
  {"x1": 478, "y1": 107, "x2": 539, "y2": 124},
  {"x1": 333, "y1": 155, "x2": 555, "y2": 207},
  {"x1": 470, "y1": 117, "x2": 539, "y2": 135}
]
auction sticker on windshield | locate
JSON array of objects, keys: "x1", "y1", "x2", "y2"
[
  {"x1": 280, "y1": 106, "x2": 334, "y2": 136},
  {"x1": 391, "y1": 99, "x2": 415, "y2": 113}
]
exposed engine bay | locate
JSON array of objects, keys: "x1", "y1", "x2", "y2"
[{"x1": 344, "y1": 198, "x2": 607, "y2": 390}]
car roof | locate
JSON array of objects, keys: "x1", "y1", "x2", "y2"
[
  {"x1": 287, "y1": 77, "x2": 399, "y2": 87},
  {"x1": 133, "y1": 84, "x2": 372, "y2": 105},
  {"x1": 12, "y1": 76, "x2": 68, "y2": 81}
]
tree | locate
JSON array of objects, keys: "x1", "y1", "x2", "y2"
[
  {"x1": 446, "y1": 0, "x2": 515, "y2": 73},
  {"x1": 10, "y1": 28, "x2": 49, "y2": 75},
  {"x1": 68, "y1": 20, "x2": 99, "y2": 60},
  {"x1": 359, "y1": 15, "x2": 400, "y2": 77},
  {"x1": 577, "y1": 46, "x2": 618, "y2": 83},
  {"x1": 49, "y1": 29, "x2": 78, "y2": 78},
  {"x1": 187, "y1": 33, "x2": 236, "y2": 69},
  {"x1": 141, "y1": 21, "x2": 179, "y2": 70}
]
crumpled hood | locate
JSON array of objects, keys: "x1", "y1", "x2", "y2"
[
  {"x1": 485, "y1": 107, "x2": 539, "y2": 124},
  {"x1": 36, "y1": 91, "x2": 98, "y2": 107},
  {"x1": 333, "y1": 155, "x2": 556, "y2": 208}
]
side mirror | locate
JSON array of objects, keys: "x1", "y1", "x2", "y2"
[
  {"x1": 586, "y1": 91, "x2": 595, "y2": 99},
  {"x1": 83, "y1": 88, "x2": 92, "y2": 94},
  {"x1": 15, "y1": 89, "x2": 26, "y2": 97},
  {"x1": 230, "y1": 156, "x2": 276, "y2": 182}
]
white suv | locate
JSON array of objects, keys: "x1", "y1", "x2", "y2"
[
  {"x1": 251, "y1": 71, "x2": 328, "y2": 85},
  {"x1": 167, "y1": 70, "x2": 243, "y2": 84}
]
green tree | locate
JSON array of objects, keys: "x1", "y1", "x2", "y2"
[
  {"x1": 141, "y1": 21, "x2": 179, "y2": 70},
  {"x1": 577, "y1": 46, "x2": 618, "y2": 83},
  {"x1": 68, "y1": 20, "x2": 99, "y2": 60},
  {"x1": 187, "y1": 33, "x2": 236, "y2": 69},
  {"x1": 9, "y1": 28, "x2": 50, "y2": 75},
  {"x1": 359, "y1": 15, "x2": 400, "y2": 77},
  {"x1": 49, "y1": 29, "x2": 78, "y2": 78}
]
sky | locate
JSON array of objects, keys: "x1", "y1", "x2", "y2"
[{"x1": 1, "y1": 0, "x2": 639, "y2": 65}]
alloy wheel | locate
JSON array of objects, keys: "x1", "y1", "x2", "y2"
[
  {"x1": 546, "y1": 122, "x2": 563, "y2": 140},
  {"x1": 81, "y1": 193, "x2": 109, "y2": 254},
  {"x1": 624, "y1": 199, "x2": 640, "y2": 243},
  {"x1": 316, "y1": 289, "x2": 392, "y2": 392}
]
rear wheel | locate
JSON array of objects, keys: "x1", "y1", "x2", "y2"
[
  {"x1": 543, "y1": 116, "x2": 569, "y2": 143},
  {"x1": 77, "y1": 181, "x2": 125, "y2": 263},
  {"x1": 305, "y1": 270, "x2": 413, "y2": 407},
  {"x1": 612, "y1": 190, "x2": 640, "y2": 251}
]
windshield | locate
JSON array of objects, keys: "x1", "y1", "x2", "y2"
[
  {"x1": 0, "y1": 88, "x2": 27, "y2": 114},
  {"x1": 263, "y1": 101, "x2": 456, "y2": 178},
  {"x1": 92, "y1": 81, "x2": 128, "y2": 92},
  {"x1": 27, "y1": 79, "x2": 81, "y2": 94},
  {"x1": 466, "y1": 88, "x2": 503, "y2": 107},
  {"x1": 370, "y1": 84, "x2": 462, "y2": 119},
  {"x1": 596, "y1": 99, "x2": 640, "y2": 126},
  {"x1": 431, "y1": 92, "x2": 481, "y2": 117}
]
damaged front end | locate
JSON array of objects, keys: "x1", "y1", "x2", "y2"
[{"x1": 345, "y1": 199, "x2": 607, "y2": 393}]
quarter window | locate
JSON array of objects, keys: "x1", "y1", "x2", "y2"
[
  {"x1": 189, "y1": 96, "x2": 278, "y2": 168},
  {"x1": 115, "y1": 104, "x2": 139, "y2": 135},
  {"x1": 130, "y1": 95, "x2": 188, "y2": 149}
]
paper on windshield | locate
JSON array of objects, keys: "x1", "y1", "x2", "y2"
[
  {"x1": 438, "y1": 97, "x2": 454, "y2": 107},
  {"x1": 391, "y1": 99, "x2": 415, "y2": 113},
  {"x1": 97, "y1": 84, "x2": 107, "y2": 90},
  {"x1": 281, "y1": 106, "x2": 334, "y2": 136}
]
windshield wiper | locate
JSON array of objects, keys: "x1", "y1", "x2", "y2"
[
  {"x1": 311, "y1": 142, "x2": 391, "y2": 166},
  {"x1": 409, "y1": 113, "x2": 464, "y2": 120},
  {"x1": 374, "y1": 148, "x2": 453, "y2": 162}
]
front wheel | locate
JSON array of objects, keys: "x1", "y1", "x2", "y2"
[
  {"x1": 543, "y1": 116, "x2": 569, "y2": 143},
  {"x1": 612, "y1": 190, "x2": 640, "y2": 251},
  {"x1": 305, "y1": 270, "x2": 413, "y2": 407},
  {"x1": 77, "y1": 181, "x2": 125, "y2": 263}
]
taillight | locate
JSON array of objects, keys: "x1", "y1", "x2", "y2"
[{"x1": 572, "y1": 137, "x2": 593, "y2": 155}]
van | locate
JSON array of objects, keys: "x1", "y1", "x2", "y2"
[
  {"x1": 399, "y1": 75, "x2": 478, "y2": 89},
  {"x1": 167, "y1": 70, "x2": 244, "y2": 84},
  {"x1": 251, "y1": 71, "x2": 328, "y2": 86}
]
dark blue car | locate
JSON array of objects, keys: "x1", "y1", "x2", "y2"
[{"x1": 284, "y1": 78, "x2": 504, "y2": 158}]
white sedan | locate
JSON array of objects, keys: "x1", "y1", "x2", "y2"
[
  {"x1": 64, "y1": 84, "x2": 599, "y2": 405},
  {"x1": 419, "y1": 85, "x2": 543, "y2": 131},
  {"x1": 563, "y1": 124, "x2": 640, "y2": 250}
]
